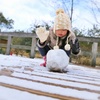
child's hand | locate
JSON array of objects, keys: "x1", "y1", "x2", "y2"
[
  {"x1": 71, "y1": 38, "x2": 80, "y2": 55},
  {"x1": 36, "y1": 27, "x2": 49, "y2": 43}
]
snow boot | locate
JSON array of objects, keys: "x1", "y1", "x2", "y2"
[{"x1": 40, "y1": 56, "x2": 46, "y2": 67}]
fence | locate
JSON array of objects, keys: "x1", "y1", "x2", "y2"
[
  {"x1": 0, "y1": 32, "x2": 37, "y2": 58},
  {"x1": 77, "y1": 36, "x2": 100, "y2": 67},
  {"x1": 0, "y1": 32, "x2": 100, "y2": 67}
]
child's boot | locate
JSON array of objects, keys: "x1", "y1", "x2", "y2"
[{"x1": 40, "y1": 56, "x2": 46, "y2": 67}]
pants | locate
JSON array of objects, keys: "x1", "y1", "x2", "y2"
[{"x1": 37, "y1": 45, "x2": 71, "y2": 57}]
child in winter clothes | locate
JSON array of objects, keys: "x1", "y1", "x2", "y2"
[{"x1": 36, "y1": 8, "x2": 80, "y2": 67}]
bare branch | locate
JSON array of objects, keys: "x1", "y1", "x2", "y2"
[{"x1": 90, "y1": 0, "x2": 100, "y2": 24}]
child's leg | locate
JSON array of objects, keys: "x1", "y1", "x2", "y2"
[
  {"x1": 37, "y1": 45, "x2": 50, "y2": 67},
  {"x1": 37, "y1": 45, "x2": 50, "y2": 56}
]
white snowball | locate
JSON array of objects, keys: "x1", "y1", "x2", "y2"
[{"x1": 46, "y1": 49, "x2": 69, "y2": 72}]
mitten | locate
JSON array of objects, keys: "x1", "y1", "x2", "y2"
[
  {"x1": 71, "y1": 38, "x2": 80, "y2": 55},
  {"x1": 36, "y1": 27, "x2": 49, "y2": 43}
]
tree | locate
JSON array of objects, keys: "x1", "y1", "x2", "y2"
[
  {"x1": 0, "y1": 12, "x2": 14, "y2": 29},
  {"x1": 40, "y1": 0, "x2": 100, "y2": 30},
  {"x1": 73, "y1": 27, "x2": 84, "y2": 36},
  {"x1": 87, "y1": 24, "x2": 100, "y2": 37},
  {"x1": 40, "y1": 0, "x2": 73, "y2": 21},
  {"x1": 90, "y1": 0, "x2": 100, "y2": 25}
]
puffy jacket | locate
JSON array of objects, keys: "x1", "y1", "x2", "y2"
[{"x1": 37, "y1": 28, "x2": 80, "y2": 55}]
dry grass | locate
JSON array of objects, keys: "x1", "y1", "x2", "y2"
[
  {"x1": 96, "y1": 57, "x2": 100, "y2": 66},
  {"x1": 10, "y1": 49, "x2": 42, "y2": 58},
  {"x1": 72, "y1": 55, "x2": 100, "y2": 66},
  {"x1": 35, "y1": 51, "x2": 42, "y2": 58},
  {"x1": 72, "y1": 55, "x2": 90, "y2": 65},
  {"x1": 7, "y1": 49, "x2": 100, "y2": 67}
]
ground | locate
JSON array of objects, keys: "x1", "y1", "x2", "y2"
[{"x1": 0, "y1": 54, "x2": 100, "y2": 100}]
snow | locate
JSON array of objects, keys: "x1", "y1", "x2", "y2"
[
  {"x1": 0, "y1": 76, "x2": 99, "y2": 100},
  {"x1": 0, "y1": 54, "x2": 100, "y2": 100},
  {"x1": 0, "y1": 86, "x2": 57, "y2": 100},
  {"x1": 47, "y1": 49, "x2": 69, "y2": 72}
]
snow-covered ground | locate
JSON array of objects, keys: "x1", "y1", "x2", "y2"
[{"x1": 0, "y1": 54, "x2": 100, "y2": 100}]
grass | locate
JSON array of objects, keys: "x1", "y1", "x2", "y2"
[{"x1": 71, "y1": 55, "x2": 100, "y2": 67}]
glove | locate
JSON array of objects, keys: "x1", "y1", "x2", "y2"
[
  {"x1": 71, "y1": 38, "x2": 80, "y2": 55},
  {"x1": 36, "y1": 27, "x2": 49, "y2": 43}
]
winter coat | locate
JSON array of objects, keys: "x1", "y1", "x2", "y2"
[{"x1": 37, "y1": 28, "x2": 76, "y2": 51}]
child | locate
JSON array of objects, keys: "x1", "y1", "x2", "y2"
[{"x1": 36, "y1": 8, "x2": 80, "y2": 67}]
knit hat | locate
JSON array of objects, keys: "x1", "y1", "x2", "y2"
[
  {"x1": 53, "y1": 8, "x2": 71, "y2": 33},
  {"x1": 53, "y1": 8, "x2": 72, "y2": 51}
]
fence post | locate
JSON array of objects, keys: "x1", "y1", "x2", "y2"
[
  {"x1": 30, "y1": 37, "x2": 36, "y2": 58},
  {"x1": 91, "y1": 42, "x2": 98, "y2": 67},
  {"x1": 6, "y1": 36, "x2": 12, "y2": 55}
]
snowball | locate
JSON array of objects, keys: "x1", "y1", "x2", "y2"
[{"x1": 46, "y1": 49, "x2": 69, "y2": 72}]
